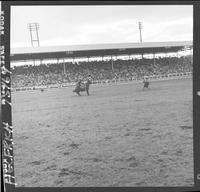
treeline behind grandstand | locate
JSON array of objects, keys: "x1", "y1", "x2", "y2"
[{"x1": 11, "y1": 56, "x2": 192, "y2": 88}]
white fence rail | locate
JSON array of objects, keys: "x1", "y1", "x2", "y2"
[{"x1": 11, "y1": 72, "x2": 192, "y2": 92}]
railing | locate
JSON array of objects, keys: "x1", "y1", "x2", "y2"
[
  {"x1": 11, "y1": 72, "x2": 192, "y2": 92},
  {"x1": 91, "y1": 72, "x2": 192, "y2": 86}
]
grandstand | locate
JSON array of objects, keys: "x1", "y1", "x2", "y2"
[
  {"x1": 11, "y1": 41, "x2": 192, "y2": 60},
  {"x1": 10, "y1": 41, "x2": 193, "y2": 90}
]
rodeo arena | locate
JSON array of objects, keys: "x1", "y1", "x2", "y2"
[{"x1": 11, "y1": 41, "x2": 193, "y2": 187}]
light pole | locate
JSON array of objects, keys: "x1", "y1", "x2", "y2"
[
  {"x1": 138, "y1": 21, "x2": 143, "y2": 43},
  {"x1": 27, "y1": 23, "x2": 40, "y2": 65},
  {"x1": 138, "y1": 21, "x2": 143, "y2": 59},
  {"x1": 27, "y1": 23, "x2": 40, "y2": 47}
]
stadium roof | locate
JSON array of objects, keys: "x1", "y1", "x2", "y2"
[{"x1": 11, "y1": 41, "x2": 192, "y2": 61}]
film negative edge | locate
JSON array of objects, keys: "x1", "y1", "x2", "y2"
[{"x1": 1, "y1": 1, "x2": 16, "y2": 191}]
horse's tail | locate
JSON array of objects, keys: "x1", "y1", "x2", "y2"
[{"x1": 74, "y1": 86, "x2": 80, "y2": 92}]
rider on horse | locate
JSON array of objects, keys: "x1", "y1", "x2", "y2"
[
  {"x1": 73, "y1": 77, "x2": 92, "y2": 96},
  {"x1": 77, "y1": 79, "x2": 82, "y2": 87}
]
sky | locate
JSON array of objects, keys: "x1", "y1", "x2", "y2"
[{"x1": 11, "y1": 5, "x2": 193, "y2": 48}]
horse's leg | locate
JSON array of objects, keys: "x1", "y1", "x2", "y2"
[
  {"x1": 74, "y1": 89, "x2": 81, "y2": 96},
  {"x1": 86, "y1": 88, "x2": 89, "y2": 96},
  {"x1": 77, "y1": 91, "x2": 81, "y2": 96}
]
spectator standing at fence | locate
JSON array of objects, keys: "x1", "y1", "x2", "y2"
[{"x1": 143, "y1": 77, "x2": 150, "y2": 91}]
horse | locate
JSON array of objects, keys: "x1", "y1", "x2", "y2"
[{"x1": 73, "y1": 79, "x2": 92, "y2": 96}]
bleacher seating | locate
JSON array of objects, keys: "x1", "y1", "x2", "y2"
[{"x1": 11, "y1": 56, "x2": 192, "y2": 88}]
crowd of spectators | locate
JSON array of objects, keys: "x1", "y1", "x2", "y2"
[{"x1": 11, "y1": 56, "x2": 192, "y2": 88}]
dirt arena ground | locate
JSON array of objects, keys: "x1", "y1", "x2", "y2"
[{"x1": 12, "y1": 78, "x2": 193, "y2": 187}]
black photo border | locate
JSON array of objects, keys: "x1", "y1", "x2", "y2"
[{"x1": 1, "y1": 1, "x2": 200, "y2": 192}]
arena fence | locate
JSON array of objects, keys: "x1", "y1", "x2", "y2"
[{"x1": 11, "y1": 72, "x2": 192, "y2": 92}]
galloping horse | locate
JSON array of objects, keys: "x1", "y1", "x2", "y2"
[{"x1": 73, "y1": 79, "x2": 92, "y2": 96}]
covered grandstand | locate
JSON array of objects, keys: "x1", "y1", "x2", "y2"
[
  {"x1": 11, "y1": 41, "x2": 192, "y2": 62},
  {"x1": 10, "y1": 41, "x2": 193, "y2": 90}
]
